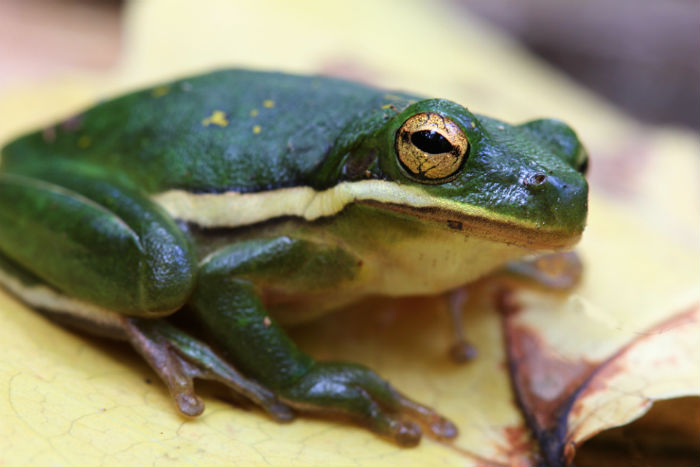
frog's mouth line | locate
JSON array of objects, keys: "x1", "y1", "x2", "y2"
[{"x1": 360, "y1": 200, "x2": 582, "y2": 250}]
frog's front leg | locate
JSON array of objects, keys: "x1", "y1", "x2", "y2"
[
  {"x1": 189, "y1": 237, "x2": 457, "y2": 446},
  {"x1": 505, "y1": 251, "x2": 583, "y2": 290},
  {"x1": 445, "y1": 252, "x2": 583, "y2": 364},
  {"x1": 446, "y1": 287, "x2": 478, "y2": 363}
]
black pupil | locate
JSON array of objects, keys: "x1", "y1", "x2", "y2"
[{"x1": 410, "y1": 130, "x2": 454, "y2": 154}]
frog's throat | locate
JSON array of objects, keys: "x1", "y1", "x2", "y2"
[{"x1": 152, "y1": 180, "x2": 580, "y2": 250}]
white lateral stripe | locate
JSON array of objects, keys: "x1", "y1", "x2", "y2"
[
  {"x1": 151, "y1": 179, "x2": 512, "y2": 228},
  {"x1": 0, "y1": 267, "x2": 123, "y2": 329}
]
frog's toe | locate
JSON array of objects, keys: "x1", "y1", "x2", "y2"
[
  {"x1": 173, "y1": 389, "x2": 206, "y2": 417},
  {"x1": 124, "y1": 317, "x2": 294, "y2": 422},
  {"x1": 391, "y1": 420, "x2": 422, "y2": 447},
  {"x1": 448, "y1": 339, "x2": 478, "y2": 364},
  {"x1": 280, "y1": 362, "x2": 457, "y2": 445}
]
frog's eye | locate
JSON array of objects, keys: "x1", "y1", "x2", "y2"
[{"x1": 395, "y1": 112, "x2": 469, "y2": 184}]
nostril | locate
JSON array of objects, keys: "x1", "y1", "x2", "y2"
[
  {"x1": 524, "y1": 173, "x2": 547, "y2": 187},
  {"x1": 578, "y1": 158, "x2": 589, "y2": 175}
]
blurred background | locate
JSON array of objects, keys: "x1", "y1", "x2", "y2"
[{"x1": 1, "y1": 0, "x2": 697, "y2": 129}]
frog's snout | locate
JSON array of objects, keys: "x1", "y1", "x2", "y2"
[{"x1": 522, "y1": 170, "x2": 588, "y2": 233}]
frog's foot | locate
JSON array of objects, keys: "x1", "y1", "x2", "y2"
[
  {"x1": 280, "y1": 362, "x2": 457, "y2": 446},
  {"x1": 124, "y1": 317, "x2": 294, "y2": 422},
  {"x1": 505, "y1": 251, "x2": 583, "y2": 290}
]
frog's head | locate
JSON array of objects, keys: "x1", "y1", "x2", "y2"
[{"x1": 350, "y1": 99, "x2": 588, "y2": 249}]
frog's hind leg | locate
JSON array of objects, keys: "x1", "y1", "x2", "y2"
[
  {"x1": 0, "y1": 251, "x2": 125, "y2": 338},
  {"x1": 0, "y1": 171, "x2": 295, "y2": 421},
  {"x1": 123, "y1": 318, "x2": 294, "y2": 421},
  {"x1": 0, "y1": 251, "x2": 293, "y2": 422},
  {"x1": 0, "y1": 171, "x2": 197, "y2": 317}
]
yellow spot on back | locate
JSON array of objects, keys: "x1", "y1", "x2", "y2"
[
  {"x1": 77, "y1": 135, "x2": 92, "y2": 148},
  {"x1": 250, "y1": 109, "x2": 259, "y2": 117},
  {"x1": 263, "y1": 100, "x2": 275, "y2": 108},
  {"x1": 151, "y1": 86, "x2": 170, "y2": 98},
  {"x1": 252, "y1": 125, "x2": 262, "y2": 134},
  {"x1": 202, "y1": 110, "x2": 229, "y2": 127},
  {"x1": 381, "y1": 104, "x2": 392, "y2": 110}
]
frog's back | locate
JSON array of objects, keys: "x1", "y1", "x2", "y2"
[{"x1": 2, "y1": 69, "x2": 408, "y2": 193}]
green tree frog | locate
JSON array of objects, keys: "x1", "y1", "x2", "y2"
[{"x1": 0, "y1": 69, "x2": 588, "y2": 446}]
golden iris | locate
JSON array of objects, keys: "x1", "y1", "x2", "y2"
[{"x1": 395, "y1": 112, "x2": 469, "y2": 183}]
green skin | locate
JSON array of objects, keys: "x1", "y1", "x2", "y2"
[{"x1": 0, "y1": 69, "x2": 588, "y2": 446}]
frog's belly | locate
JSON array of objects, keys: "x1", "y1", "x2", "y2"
[
  {"x1": 362, "y1": 233, "x2": 530, "y2": 296},
  {"x1": 265, "y1": 233, "x2": 531, "y2": 325}
]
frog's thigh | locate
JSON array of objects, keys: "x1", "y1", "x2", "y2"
[{"x1": 0, "y1": 173, "x2": 196, "y2": 316}]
